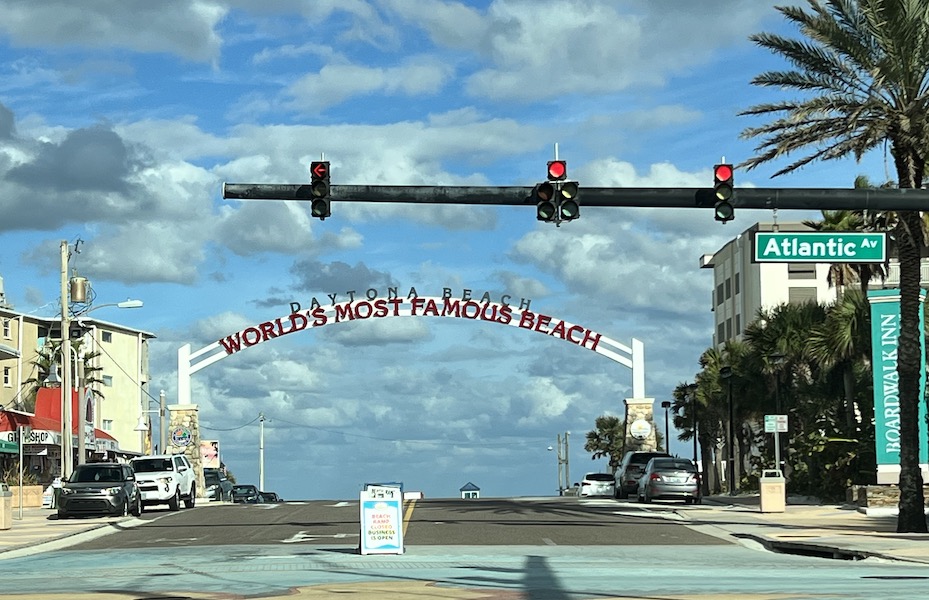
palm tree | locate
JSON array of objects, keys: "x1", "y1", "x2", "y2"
[
  {"x1": 740, "y1": 0, "x2": 929, "y2": 533},
  {"x1": 583, "y1": 415, "x2": 626, "y2": 474}
]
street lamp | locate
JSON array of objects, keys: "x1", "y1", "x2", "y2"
[
  {"x1": 75, "y1": 298, "x2": 144, "y2": 465},
  {"x1": 660, "y1": 401, "x2": 671, "y2": 452},
  {"x1": 719, "y1": 366, "x2": 735, "y2": 495}
]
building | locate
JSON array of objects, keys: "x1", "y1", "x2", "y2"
[
  {"x1": 0, "y1": 290, "x2": 154, "y2": 476},
  {"x1": 700, "y1": 222, "x2": 840, "y2": 346},
  {"x1": 459, "y1": 482, "x2": 480, "y2": 499}
]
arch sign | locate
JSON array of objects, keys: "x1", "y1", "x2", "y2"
[{"x1": 177, "y1": 288, "x2": 646, "y2": 405}]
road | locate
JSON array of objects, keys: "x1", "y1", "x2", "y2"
[{"x1": 2, "y1": 496, "x2": 928, "y2": 599}]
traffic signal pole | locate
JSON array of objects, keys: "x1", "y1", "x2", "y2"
[{"x1": 223, "y1": 183, "x2": 929, "y2": 212}]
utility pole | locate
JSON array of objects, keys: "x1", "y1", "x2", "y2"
[
  {"x1": 258, "y1": 412, "x2": 265, "y2": 492},
  {"x1": 59, "y1": 241, "x2": 72, "y2": 480},
  {"x1": 159, "y1": 390, "x2": 167, "y2": 453}
]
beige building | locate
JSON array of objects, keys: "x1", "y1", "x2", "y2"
[
  {"x1": 1, "y1": 285, "x2": 154, "y2": 459},
  {"x1": 701, "y1": 222, "x2": 840, "y2": 346}
]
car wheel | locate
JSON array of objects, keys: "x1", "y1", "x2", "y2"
[
  {"x1": 184, "y1": 485, "x2": 196, "y2": 509},
  {"x1": 57, "y1": 510, "x2": 68, "y2": 519},
  {"x1": 121, "y1": 499, "x2": 130, "y2": 517},
  {"x1": 618, "y1": 487, "x2": 628, "y2": 500},
  {"x1": 168, "y1": 489, "x2": 180, "y2": 511},
  {"x1": 694, "y1": 496, "x2": 702, "y2": 505},
  {"x1": 644, "y1": 489, "x2": 652, "y2": 503},
  {"x1": 131, "y1": 496, "x2": 143, "y2": 517}
]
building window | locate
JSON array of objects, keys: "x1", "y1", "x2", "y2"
[
  {"x1": 735, "y1": 314, "x2": 741, "y2": 333},
  {"x1": 788, "y1": 287, "x2": 818, "y2": 304},
  {"x1": 717, "y1": 322, "x2": 725, "y2": 342},
  {"x1": 716, "y1": 283, "x2": 724, "y2": 306},
  {"x1": 725, "y1": 278, "x2": 732, "y2": 300},
  {"x1": 102, "y1": 331, "x2": 113, "y2": 343},
  {"x1": 2, "y1": 318, "x2": 9, "y2": 339},
  {"x1": 788, "y1": 264, "x2": 816, "y2": 279},
  {"x1": 725, "y1": 318, "x2": 732, "y2": 340},
  {"x1": 735, "y1": 273, "x2": 740, "y2": 295},
  {"x1": 102, "y1": 419, "x2": 113, "y2": 431},
  {"x1": 102, "y1": 375, "x2": 114, "y2": 387},
  {"x1": 3, "y1": 366, "x2": 10, "y2": 387}
]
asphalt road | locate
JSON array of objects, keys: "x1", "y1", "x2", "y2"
[{"x1": 69, "y1": 496, "x2": 730, "y2": 550}]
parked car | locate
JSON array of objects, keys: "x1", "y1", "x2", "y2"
[
  {"x1": 579, "y1": 473, "x2": 615, "y2": 497},
  {"x1": 614, "y1": 451, "x2": 671, "y2": 499},
  {"x1": 131, "y1": 454, "x2": 197, "y2": 511},
  {"x1": 636, "y1": 457, "x2": 701, "y2": 504},
  {"x1": 258, "y1": 491, "x2": 282, "y2": 502},
  {"x1": 204, "y1": 468, "x2": 233, "y2": 502},
  {"x1": 57, "y1": 463, "x2": 142, "y2": 519},
  {"x1": 232, "y1": 484, "x2": 261, "y2": 504}
]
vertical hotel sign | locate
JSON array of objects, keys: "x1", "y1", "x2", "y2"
[{"x1": 867, "y1": 289, "x2": 929, "y2": 484}]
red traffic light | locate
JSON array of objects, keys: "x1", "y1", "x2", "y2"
[
  {"x1": 547, "y1": 160, "x2": 567, "y2": 181},
  {"x1": 714, "y1": 164, "x2": 733, "y2": 183},
  {"x1": 310, "y1": 161, "x2": 329, "y2": 180}
]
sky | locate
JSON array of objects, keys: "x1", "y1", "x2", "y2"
[{"x1": 0, "y1": 0, "x2": 894, "y2": 501}]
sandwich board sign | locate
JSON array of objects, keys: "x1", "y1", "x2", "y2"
[{"x1": 359, "y1": 483, "x2": 404, "y2": 555}]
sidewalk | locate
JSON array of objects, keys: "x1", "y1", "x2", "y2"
[
  {"x1": 696, "y1": 494, "x2": 929, "y2": 564},
  {"x1": 2, "y1": 497, "x2": 929, "y2": 564}
]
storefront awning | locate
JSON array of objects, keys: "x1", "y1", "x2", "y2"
[{"x1": 0, "y1": 342, "x2": 19, "y2": 360}]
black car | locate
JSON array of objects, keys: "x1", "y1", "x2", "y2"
[
  {"x1": 232, "y1": 484, "x2": 261, "y2": 504},
  {"x1": 58, "y1": 463, "x2": 143, "y2": 519},
  {"x1": 204, "y1": 468, "x2": 233, "y2": 502},
  {"x1": 259, "y1": 491, "x2": 282, "y2": 503},
  {"x1": 614, "y1": 451, "x2": 671, "y2": 499}
]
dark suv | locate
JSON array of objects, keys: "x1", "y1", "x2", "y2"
[
  {"x1": 58, "y1": 463, "x2": 143, "y2": 519},
  {"x1": 614, "y1": 451, "x2": 671, "y2": 499},
  {"x1": 204, "y1": 468, "x2": 233, "y2": 502}
]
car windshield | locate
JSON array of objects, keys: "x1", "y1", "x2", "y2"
[
  {"x1": 205, "y1": 473, "x2": 221, "y2": 484},
  {"x1": 585, "y1": 473, "x2": 613, "y2": 482},
  {"x1": 132, "y1": 458, "x2": 174, "y2": 472},
  {"x1": 233, "y1": 486, "x2": 255, "y2": 494},
  {"x1": 651, "y1": 460, "x2": 696, "y2": 472},
  {"x1": 71, "y1": 467, "x2": 123, "y2": 483}
]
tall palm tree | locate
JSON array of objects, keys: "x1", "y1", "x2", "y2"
[
  {"x1": 583, "y1": 415, "x2": 626, "y2": 474},
  {"x1": 740, "y1": 0, "x2": 929, "y2": 533}
]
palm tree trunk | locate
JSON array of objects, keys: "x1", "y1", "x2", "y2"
[{"x1": 894, "y1": 210, "x2": 927, "y2": 533}]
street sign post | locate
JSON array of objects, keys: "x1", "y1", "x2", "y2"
[
  {"x1": 754, "y1": 232, "x2": 887, "y2": 263},
  {"x1": 764, "y1": 415, "x2": 788, "y2": 471}
]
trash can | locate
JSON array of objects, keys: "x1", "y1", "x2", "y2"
[
  {"x1": 0, "y1": 483, "x2": 12, "y2": 530},
  {"x1": 759, "y1": 469, "x2": 786, "y2": 513}
]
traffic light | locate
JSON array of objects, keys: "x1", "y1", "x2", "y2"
[
  {"x1": 557, "y1": 181, "x2": 580, "y2": 222},
  {"x1": 535, "y1": 160, "x2": 580, "y2": 224},
  {"x1": 547, "y1": 160, "x2": 567, "y2": 181},
  {"x1": 310, "y1": 161, "x2": 330, "y2": 219},
  {"x1": 535, "y1": 182, "x2": 557, "y2": 222},
  {"x1": 713, "y1": 163, "x2": 734, "y2": 222}
]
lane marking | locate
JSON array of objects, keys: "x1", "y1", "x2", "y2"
[{"x1": 402, "y1": 499, "x2": 416, "y2": 537}]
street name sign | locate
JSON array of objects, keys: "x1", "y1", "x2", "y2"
[
  {"x1": 754, "y1": 232, "x2": 887, "y2": 263},
  {"x1": 0, "y1": 439, "x2": 17, "y2": 454}
]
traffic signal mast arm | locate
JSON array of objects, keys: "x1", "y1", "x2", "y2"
[{"x1": 222, "y1": 183, "x2": 929, "y2": 211}]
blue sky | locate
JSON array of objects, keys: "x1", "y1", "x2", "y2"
[{"x1": 0, "y1": 1, "x2": 892, "y2": 500}]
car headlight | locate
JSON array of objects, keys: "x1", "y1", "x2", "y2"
[
  {"x1": 60, "y1": 488, "x2": 75, "y2": 496},
  {"x1": 157, "y1": 476, "x2": 174, "y2": 492},
  {"x1": 103, "y1": 487, "x2": 122, "y2": 496}
]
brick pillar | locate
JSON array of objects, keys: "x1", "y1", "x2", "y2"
[
  {"x1": 624, "y1": 398, "x2": 658, "y2": 452},
  {"x1": 166, "y1": 404, "x2": 205, "y2": 499}
]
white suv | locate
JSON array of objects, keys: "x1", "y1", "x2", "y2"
[{"x1": 131, "y1": 454, "x2": 197, "y2": 511}]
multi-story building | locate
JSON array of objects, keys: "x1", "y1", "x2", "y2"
[
  {"x1": 700, "y1": 221, "x2": 841, "y2": 346},
  {"x1": 0, "y1": 277, "x2": 154, "y2": 475}
]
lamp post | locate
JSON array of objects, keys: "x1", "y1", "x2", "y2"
[
  {"x1": 59, "y1": 242, "x2": 72, "y2": 479},
  {"x1": 75, "y1": 298, "x2": 144, "y2": 464},
  {"x1": 719, "y1": 366, "x2": 735, "y2": 496},
  {"x1": 660, "y1": 401, "x2": 671, "y2": 452}
]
